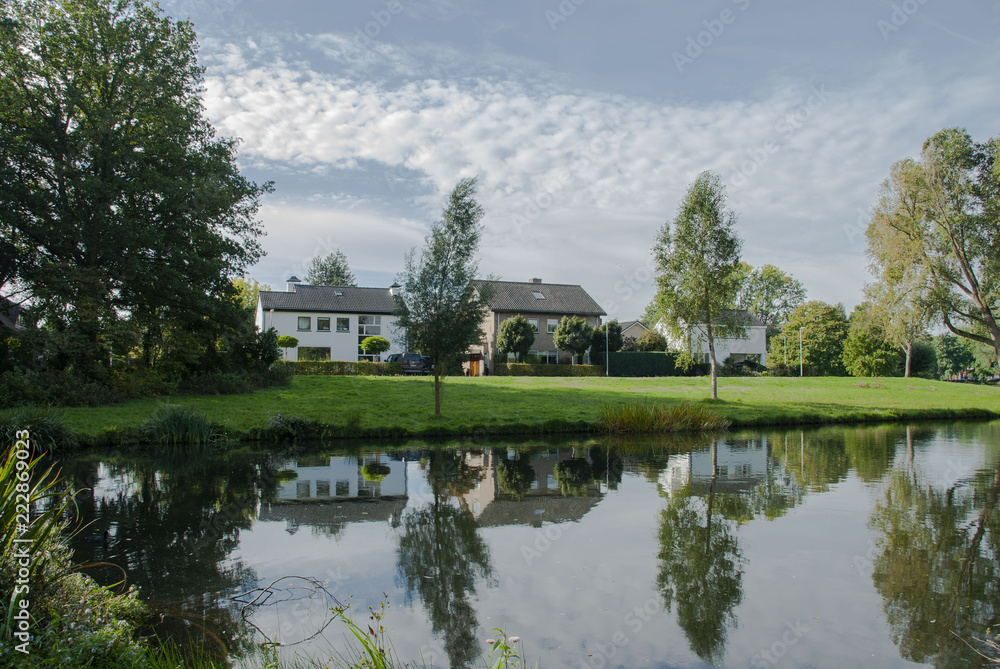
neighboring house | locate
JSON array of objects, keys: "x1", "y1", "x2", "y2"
[
  {"x1": 619, "y1": 319, "x2": 650, "y2": 341},
  {"x1": 473, "y1": 278, "x2": 606, "y2": 372},
  {"x1": 657, "y1": 309, "x2": 767, "y2": 367},
  {"x1": 0, "y1": 296, "x2": 23, "y2": 331},
  {"x1": 658, "y1": 437, "x2": 772, "y2": 497},
  {"x1": 255, "y1": 277, "x2": 404, "y2": 362}
]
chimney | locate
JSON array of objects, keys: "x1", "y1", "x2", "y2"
[
  {"x1": 529, "y1": 278, "x2": 542, "y2": 284},
  {"x1": 286, "y1": 276, "x2": 301, "y2": 292}
]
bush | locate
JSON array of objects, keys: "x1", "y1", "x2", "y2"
[
  {"x1": 597, "y1": 401, "x2": 731, "y2": 434},
  {"x1": 0, "y1": 368, "x2": 124, "y2": 408},
  {"x1": 634, "y1": 330, "x2": 668, "y2": 352},
  {"x1": 143, "y1": 405, "x2": 219, "y2": 448},
  {"x1": 596, "y1": 351, "x2": 679, "y2": 377},
  {"x1": 490, "y1": 358, "x2": 605, "y2": 377},
  {"x1": 279, "y1": 360, "x2": 404, "y2": 376},
  {"x1": 0, "y1": 407, "x2": 78, "y2": 455},
  {"x1": 177, "y1": 370, "x2": 257, "y2": 395}
]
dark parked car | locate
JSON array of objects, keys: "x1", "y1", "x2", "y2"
[
  {"x1": 402, "y1": 353, "x2": 433, "y2": 375},
  {"x1": 384, "y1": 353, "x2": 402, "y2": 364}
]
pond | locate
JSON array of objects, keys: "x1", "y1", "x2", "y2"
[{"x1": 58, "y1": 422, "x2": 1000, "y2": 668}]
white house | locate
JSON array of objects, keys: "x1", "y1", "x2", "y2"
[
  {"x1": 657, "y1": 309, "x2": 767, "y2": 367},
  {"x1": 255, "y1": 277, "x2": 405, "y2": 362}
]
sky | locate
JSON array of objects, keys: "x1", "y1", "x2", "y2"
[{"x1": 160, "y1": 0, "x2": 1000, "y2": 321}]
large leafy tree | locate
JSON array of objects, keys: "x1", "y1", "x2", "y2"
[
  {"x1": 0, "y1": 0, "x2": 270, "y2": 376},
  {"x1": 590, "y1": 319, "x2": 624, "y2": 354},
  {"x1": 842, "y1": 304, "x2": 898, "y2": 378},
  {"x1": 654, "y1": 171, "x2": 744, "y2": 399},
  {"x1": 866, "y1": 128, "x2": 1000, "y2": 364},
  {"x1": 736, "y1": 263, "x2": 807, "y2": 343},
  {"x1": 768, "y1": 301, "x2": 849, "y2": 376},
  {"x1": 304, "y1": 250, "x2": 356, "y2": 286},
  {"x1": 496, "y1": 315, "x2": 534, "y2": 362},
  {"x1": 395, "y1": 177, "x2": 492, "y2": 415},
  {"x1": 552, "y1": 315, "x2": 593, "y2": 362}
]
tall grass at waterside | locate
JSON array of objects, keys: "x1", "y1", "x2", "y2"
[
  {"x1": 597, "y1": 401, "x2": 731, "y2": 434},
  {"x1": 143, "y1": 404, "x2": 219, "y2": 449},
  {"x1": 0, "y1": 406, "x2": 78, "y2": 455}
]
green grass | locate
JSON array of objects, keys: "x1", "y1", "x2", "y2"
[{"x1": 44, "y1": 375, "x2": 1000, "y2": 445}]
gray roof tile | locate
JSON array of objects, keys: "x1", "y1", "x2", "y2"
[
  {"x1": 477, "y1": 280, "x2": 605, "y2": 316},
  {"x1": 258, "y1": 285, "x2": 398, "y2": 314}
]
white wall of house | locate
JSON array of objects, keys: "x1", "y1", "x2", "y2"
[
  {"x1": 256, "y1": 306, "x2": 403, "y2": 362},
  {"x1": 657, "y1": 321, "x2": 767, "y2": 367}
]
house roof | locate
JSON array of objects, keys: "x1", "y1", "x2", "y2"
[
  {"x1": 476, "y1": 280, "x2": 606, "y2": 316},
  {"x1": 258, "y1": 285, "x2": 398, "y2": 315},
  {"x1": 620, "y1": 320, "x2": 649, "y2": 332}
]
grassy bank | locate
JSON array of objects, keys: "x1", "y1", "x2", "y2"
[{"x1": 44, "y1": 375, "x2": 1000, "y2": 445}]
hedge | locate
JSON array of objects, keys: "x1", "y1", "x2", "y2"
[
  {"x1": 491, "y1": 362, "x2": 605, "y2": 377},
  {"x1": 592, "y1": 351, "x2": 709, "y2": 377},
  {"x1": 277, "y1": 360, "x2": 404, "y2": 376}
]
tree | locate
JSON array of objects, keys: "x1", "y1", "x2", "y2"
[
  {"x1": 590, "y1": 319, "x2": 624, "y2": 354},
  {"x1": 934, "y1": 334, "x2": 975, "y2": 379},
  {"x1": 654, "y1": 171, "x2": 745, "y2": 399},
  {"x1": 634, "y1": 329, "x2": 668, "y2": 352},
  {"x1": 0, "y1": 0, "x2": 270, "y2": 377},
  {"x1": 768, "y1": 301, "x2": 849, "y2": 376},
  {"x1": 360, "y1": 335, "x2": 391, "y2": 358},
  {"x1": 304, "y1": 250, "x2": 356, "y2": 287},
  {"x1": 276, "y1": 335, "x2": 298, "y2": 359},
  {"x1": 866, "y1": 128, "x2": 1000, "y2": 364},
  {"x1": 736, "y1": 263, "x2": 807, "y2": 342},
  {"x1": 842, "y1": 305, "x2": 898, "y2": 378},
  {"x1": 395, "y1": 177, "x2": 492, "y2": 415},
  {"x1": 496, "y1": 315, "x2": 534, "y2": 362},
  {"x1": 232, "y1": 278, "x2": 270, "y2": 312},
  {"x1": 552, "y1": 316, "x2": 593, "y2": 363}
]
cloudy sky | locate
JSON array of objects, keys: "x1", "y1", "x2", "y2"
[{"x1": 161, "y1": 0, "x2": 999, "y2": 320}]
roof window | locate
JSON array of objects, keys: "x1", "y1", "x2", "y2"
[
  {"x1": 335, "y1": 291, "x2": 344, "y2": 297},
  {"x1": 531, "y1": 290, "x2": 545, "y2": 300}
]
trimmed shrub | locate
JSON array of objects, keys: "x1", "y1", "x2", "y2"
[
  {"x1": 278, "y1": 360, "x2": 404, "y2": 376},
  {"x1": 491, "y1": 359, "x2": 604, "y2": 377},
  {"x1": 594, "y1": 351, "x2": 690, "y2": 377}
]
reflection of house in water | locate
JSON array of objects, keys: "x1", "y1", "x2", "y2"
[
  {"x1": 458, "y1": 448, "x2": 605, "y2": 528},
  {"x1": 261, "y1": 455, "x2": 408, "y2": 535},
  {"x1": 658, "y1": 437, "x2": 771, "y2": 496}
]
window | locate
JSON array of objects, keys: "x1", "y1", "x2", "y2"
[
  {"x1": 317, "y1": 317, "x2": 331, "y2": 332},
  {"x1": 537, "y1": 351, "x2": 558, "y2": 364},
  {"x1": 297, "y1": 316, "x2": 311, "y2": 331},
  {"x1": 316, "y1": 480, "x2": 330, "y2": 497},
  {"x1": 335, "y1": 480, "x2": 350, "y2": 496},
  {"x1": 547, "y1": 319, "x2": 558, "y2": 334},
  {"x1": 358, "y1": 315, "x2": 381, "y2": 335},
  {"x1": 527, "y1": 318, "x2": 539, "y2": 333},
  {"x1": 336, "y1": 317, "x2": 350, "y2": 333},
  {"x1": 531, "y1": 290, "x2": 545, "y2": 300}
]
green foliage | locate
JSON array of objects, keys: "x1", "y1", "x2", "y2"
[
  {"x1": 143, "y1": 405, "x2": 218, "y2": 448},
  {"x1": 654, "y1": 171, "x2": 745, "y2": 399},
  {"x1": 279, "y1": 360, "x2": 404, "y2": 376},
  {"x1": 496, "y1": 315, "x2": 535, "y2": 361},
  {"x1": 305, "y1": 249, "x2": 356, "y2": 286},
  {"x1": 361, "y1": 462, "x2": 392, "y2": 482},
  {"x1": 769, "y1": 301, "x2": 849, "y2": 376},
  {"x1": 395, "y1": 177, "x2": 493, "y2": 415},
  {"x1": 0, "y1": 0, "x2": 271, "y2": 381},
  {"x1": 552, "y1": 316, "x2": 594, "y2": 360},
  {"x1": 360, "y1": 335, "x2": 392, "y2": 356},
  {"x1": 597, "y1": 402, "x2": 731, "y2": 434},
  {"x1": 591, "y1": 319, "x2": 624, "y2": 353},
  {"x1": 634, "y1": 330, "x2": 668, "y2": 352},
  {"x1": 277, "y1": 335, "x2": 299, "y2": 350},
  {"x1": 843, "y1": 305, "x2": 898, "y2": 378},
  {"x1": 232, "y1": 277, "x2": 271, "y2": 312},
  {"x1": 490, "y1": 360, "x2": 604, "y2": 377},
  {"x1": 595, "y1": 351, "x2": 680, "y2": 377},
  {"x1": 496, "y1": 455, "x2": 536, "y2": 499},
  {"x1": 0, "y1": 407, "x2": 78, "y2": 453},
  {"x1": 908, "y1": 340, "x2": 938, "y2": 379},
  {"x1": 553, "y1": 458, "x2": 593, "y2": 496},
  {"x1": 736, "y1": 263, "x2": 807, "y2": 341}
]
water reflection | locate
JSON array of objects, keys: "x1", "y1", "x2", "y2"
[{"x1": 55, "y1": 423, "x2": 1000, "y2": 668}]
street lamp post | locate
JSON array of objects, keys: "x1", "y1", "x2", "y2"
[{"x1": 799, "y1": 326, "x2": 805, "y2": 377}]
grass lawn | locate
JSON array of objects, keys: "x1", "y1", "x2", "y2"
[{"x1": 53, "y1": 374, "x2": 1000, "y2": 442}]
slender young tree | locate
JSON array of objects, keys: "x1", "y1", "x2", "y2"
[
  {"x1": 395, "y1": 177, "x2": 492, "y2": 415},
  {"x1": 654, "y1": 172, "x2": 745, "y2": 399}
]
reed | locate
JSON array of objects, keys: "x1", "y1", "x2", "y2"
[
  {"x1": 597, "y1": 401, "x2": 731, "y2": 434},
  {"x1": 143, "y1": 404, "x2": 218, "y2": 448}
]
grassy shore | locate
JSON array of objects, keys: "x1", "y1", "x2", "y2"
[{"x1": 47, "y1": 375, "x2": 1000, "y2": 444}]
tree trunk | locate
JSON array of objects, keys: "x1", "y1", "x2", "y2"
[
  {"x1": 904, "y1": 340, "x2": 912, "y2": 378},
  {"x1": 707, "y1": 322, "x2": 718, "y2": 400},
  {"x1": 434, "y1": 356, "x2": 441, "y2": 416}
]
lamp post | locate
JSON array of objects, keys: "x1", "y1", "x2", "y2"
[
  {"x1": 605, "y1": 319, "x2": 609, "y2": 378},
  {"x1": 784, "y1": 334, "x2": 787, "y2": 366},
  {"x1": 799, "y1": 326, "x2": 805, "y2": 377}
]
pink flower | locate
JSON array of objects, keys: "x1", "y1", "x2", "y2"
[
  {"x1": 508, "y1": 636, "x2": 520, "y2": 643},
  {"x1": 487, "y1": 639, "x2": 495, "y2": 645}
]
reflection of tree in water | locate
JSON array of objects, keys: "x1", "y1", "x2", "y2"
[
  {"x1": 869, "y1": 458, "x2": 1000, "y2": 667},
  {"x1": 656, "y1": 441, "x2": 744, "y2": 666},
  {"x1": 553, "y1": 458, "x2": 592, "y2": 496},
  {"x1": 396, "y1": 451, "x2": 494, "y2": 668},
  {"x1": 496, "y1": 453, "x2": 535, "y2": 499},
  {"x1": 57, "y1": 452, "x2": 280, "y2": 660}
]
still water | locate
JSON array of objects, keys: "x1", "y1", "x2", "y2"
[{"x1": 60, "y1": 423, "x2": 1000, "y2": 668}]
